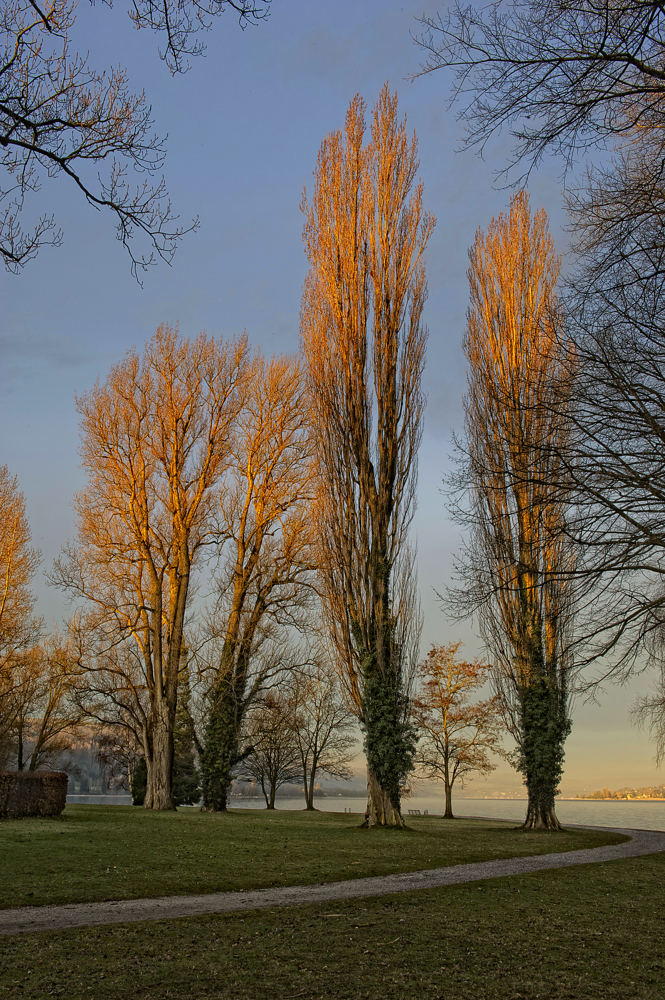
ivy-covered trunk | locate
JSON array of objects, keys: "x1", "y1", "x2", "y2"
[
  {"x1": 200, "y1": 681, "x2": 242, "y2": 812},
  {"x1": 518, "y1": 679, "x2": 570, "y2": 830},
  {"x1": 362, "y1": 677, "x2": 411, "y2": 828},
  {"x1": 358, "y1": 579, "x2": 415, "y2": 829}
]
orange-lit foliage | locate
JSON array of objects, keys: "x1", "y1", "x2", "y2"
[
  {"x1": 413, "y1": 643, "x2": 505, "y2": 818},
  {"x1": 54, "y1": 325, "x2": 248, "y2": 810},
  {"x1": 301, "y1": 85, "x2": 434, "y2": 827},
  {"x1": 463, "y1": 191, "x2": 574, "y2": 830},
  {"x1": 0, "y1": 466, "x2": 41, "y2": 766},
  {"x1": 0, "y1": 466, "x2": 40, "y2": 662}
]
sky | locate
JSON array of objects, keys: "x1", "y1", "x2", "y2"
[{"x1": 1, "y1": 0, "x2": 662, "y2": 797}]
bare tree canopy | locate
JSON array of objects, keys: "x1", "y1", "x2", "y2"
[
  {"x1": 289, "y1": 656, "x2": 357, "y2": 810},
  {"x1": 52, "y1": 324, "x2": 248, "y2": 809},
  {"x1": 0, "y1": 0, "x2": 271, "y2": 272},
  {"x1": 555, "y1": 267, "x2": 665, "y2": 672},
  {"x1": 455, "y1": 192, "x2": 575, "y2": 830},
  {"x1": 633, "y1": 664, "x2": 665, "y2": 765},
  {"x1": 301, "y1": 84, "x2": 434, "y2": 827},
  {"x1": 130, "y1": 0, "x2": 271, "y2": 74},
  {"x1": 235, "y1": 691, "x2": 301, "y2": 809},
  {"x1": 3, "y1": 638, "x2": 83, "y2": 772},
  {"x1": 416, "y1": 1, "x2": 665, "y2": 179},
  {"x1": 199, "y1": 351, "x2": 314, "y2": 812},
  {"x1": 416, "y1": 4, "x2": 665, "y2": 738}
]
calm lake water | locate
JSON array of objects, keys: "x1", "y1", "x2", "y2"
[{"x1": 65, "y1": 793, "x2": 665, "y2": 831}]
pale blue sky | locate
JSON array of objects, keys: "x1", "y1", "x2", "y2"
[{"x1": 0, "y1": 0, "x2": 661, "y2": 795}]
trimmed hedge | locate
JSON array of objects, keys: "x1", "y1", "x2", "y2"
[{"x1": 0, "y1": 770, "x2": 68, "y2": 819}]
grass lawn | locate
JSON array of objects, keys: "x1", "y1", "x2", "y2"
[
  {"x1": 0, "y1": 852, "x2": 662, "y2": 999},
  {"x1": 0, "y1": 805, "x2": 627, "y2": 909}
]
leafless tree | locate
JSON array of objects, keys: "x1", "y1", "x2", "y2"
[
  {"x1": 453, "y1": 192, "x2": 576, "y2": 829},
  {"x1": 0, "y1": 465, "x2": 42, "y2": 765},
  {"x1": 416, "y1": 2, "x2": 665, "y2": 182},
  {"x1": 0, "y1": 465, "x2": 41, "y2": 661},
  {"x1": 5, "y1": 637, "x2": 83, "y2": 771},
  {"x1": 301, "y1": 84, "x2": 434, "y2": 827},
  {"x1": 289, "y1": 655, "x2": 357, "y2": 810},
  {"x1": 69, "y1": 636, "x2": 151, "y2": 793},
  {"x1": 94, "y1": 726, "x2": 143, "y2": 793},
  {"x1": 199, "y1": 352, "x2": 315, "y2": 812},
  {"x1": 416, "y1": 5, "x2": 665, "y2": 742},
  {"x1": 235, "y1": 691, "x2": 301, "y2": 809},
  {"x1": 1, "y1": 0, "x2": 270, "y2": 272},
  {"x1": 130, "y1": 0, "x2": 271, "y2": 74},
  {"x1": 1, "y1": 0, "x2": 195, "y2": 274},
  {"x1": 633, "y1": 664, "x2": 665, "y2": 765},
  {"x1": 52, "y1": 325, "x2": 248, "y2": 809},
  {"x1": 415, "y1": 3, "x2": 665, "y2": 752}
]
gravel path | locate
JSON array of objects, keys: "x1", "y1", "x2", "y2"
[{"x1": 3, "y1": 826, "x2": 663, "y2": 937}]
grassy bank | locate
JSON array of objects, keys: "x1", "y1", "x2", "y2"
[
  {"x1": 0, "y1": 852, "x2": 661, "y2": 999},
  {"x1": 1, "y1": 805, "x2": 626, "y2": 909}
]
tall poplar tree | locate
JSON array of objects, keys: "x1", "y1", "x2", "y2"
[
  {"x1": 300, "y1": 85, "x2": 434, "y2": 827},
  {"x1": 457, "y1": 192, "x2": 575, "y2": 829}
]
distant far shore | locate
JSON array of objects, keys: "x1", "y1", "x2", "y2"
[
  {"x1": 573, "y1": 797, "x2": 665, "y2": 802},
  {"x1": 572, "y1": 784, "x2": 665, "y2": 801}
]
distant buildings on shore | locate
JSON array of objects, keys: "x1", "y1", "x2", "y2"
[{"x1": 577, "y1": 785, "x2": 665, "y2": 800}]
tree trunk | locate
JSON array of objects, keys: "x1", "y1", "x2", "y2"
[
  {"x1": 523, "y1": 793, "x2": 562, "y2": 830},
  {"x1": 443, "y1": 780, "x2": 454, "y2": 819},
  {"x1": 364, "y1": 767, "x2": 405, "y2": 828},
  {"x1": 146, "y1": 706, "x2": 175, "y2": 811},
  {"x1": 518, "y1": 681, "x2": 569, "y2": 831},
  {"x1": 16, "y1": 719, "x2": 24, "y2": 771},
  {"x1": 305, "y1": 767, "x2": 316, "y2": 810},
  {"x1": 143, "y1": 756, "x2": 154, "y2": 808}
]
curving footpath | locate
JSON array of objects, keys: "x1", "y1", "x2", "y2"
[{"x1": 2, "y1": 826, "x2": 664, "y2": 937}]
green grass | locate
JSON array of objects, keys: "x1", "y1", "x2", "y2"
[
  {"x1": 1, "y1": 804, "x2": 626, "y2": 909},
  {"x1": 0, "y1": 852, "x2": 662, "y2": 999}
]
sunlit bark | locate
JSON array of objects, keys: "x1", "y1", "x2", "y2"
[
  {"x1": 7, "y1": 639, "x2": 83, "y2": 771},
  {"x1": 0, "y1": 466, "x2": 42, "y2": 766}
]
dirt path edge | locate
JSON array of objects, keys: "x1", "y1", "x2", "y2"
[{"x1": 3, "y1": 825, "x2": 663, "y2": 936}]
